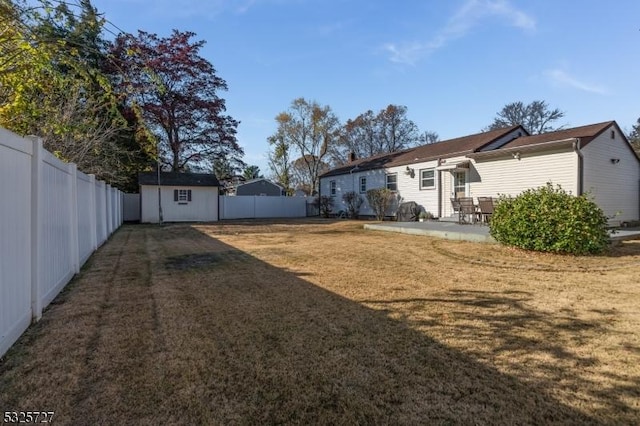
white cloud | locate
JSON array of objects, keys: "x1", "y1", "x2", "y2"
[
  {"x1": 383, "y1": 0, "x2": 536, "y2": 65},
  {"x1": 317, "y1": 21, "x2": 350, "y2": 37},
  {"x1": 545, "y1": 69, "x2": 608, "y2": 95}
]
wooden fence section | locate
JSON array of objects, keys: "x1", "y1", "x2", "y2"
[{"x1": 0, "y1": 128, "x2": 123, "y2": 358}]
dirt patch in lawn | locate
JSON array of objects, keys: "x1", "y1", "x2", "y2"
[{"x1": 0, "y1": 219, "x2": 638, "y2": 424}]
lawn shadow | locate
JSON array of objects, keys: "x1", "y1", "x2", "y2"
[
  {"x1": 217, "y1": 217, "x2": 345, "y2": 226},
  {"x1": 146, "y1": 226, "x2": 606, "y2": 424},
  {"x1": 361, "y1": 289, "x2": 640, "y2": 424},
  {"x1": 0, "y1": 224, "x2": 622, "y2": 425}
]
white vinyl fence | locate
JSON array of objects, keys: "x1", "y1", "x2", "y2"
[
  {"x1": 0, "y1": 128, "x2": 123, "y2": 358},
  {"x1": 220, "y1": 196, "x2": 307, "y2": 219}
]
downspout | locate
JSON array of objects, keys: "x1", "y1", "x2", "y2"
[
  {"x1": 436, "y1": 158, "x2": 442, "y2": 218},
  {"x1": 572, "y1": 138, "x2": 583, "y2": 196},
  {"x1": 318, "y1": 176, "x2": 322, "y2": 217},
  {"x1": 349, "y1": 165, "x2": 360, "y2": 214}
]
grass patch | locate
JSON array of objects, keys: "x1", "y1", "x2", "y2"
[
  {"x1": 0, "y1": 219, "x2": 638, "y2": 424},
  {"x1": 165, "y1": 251, "x2": 249, "y2": 270}
]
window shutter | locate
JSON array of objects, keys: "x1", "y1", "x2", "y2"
[
  {"x1": 187, "y1": 190, "x2": 192, "y2": 201},
  {"x1": 174, "y1": 189, "x2": 178, "y2": 201}
]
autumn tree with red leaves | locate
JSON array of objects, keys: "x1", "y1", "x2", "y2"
[{"x1": 110, "y1": 30, "x2": 243, "y2": 172}]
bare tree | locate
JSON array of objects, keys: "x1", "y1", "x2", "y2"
[
  {"x1": 267, "y1": 133, "x2": 293, "y2": 193},
  {"x1": 377, "y1": 104, "x2": 420, "y2": 151},
  {"x1": 486, "y1": 100, "x2": 565, "y2": 134},
  {"x1": 419, "y1": 130, "x2": 440, "y2": 145},
  {"x1": 291, "y1": 155, "x2": 329, "y2": 195},
  {"x1": 331, "y1": 104, "x2": 421, "y2": 165},
  {"x1": 269, "y1": 98, "x2": 340, "y2": 194}
]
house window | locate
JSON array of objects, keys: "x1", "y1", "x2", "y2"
[
  {"x1": 359, "y1": 176, "x2": 367, "y2": 193},
  {"x1": 610, "y1": 130, "x2": 615, "y2": 139},
  {"x1": 174, "y1": 189, "x2": 192, "y2": 204},
  {"x1": 386, "y1": 173, "x2": 397, "y2": 191},
  {"x1": 420, "y1": 169, "x2": 435, "y2": 189},
  {"x1": 330, "y1": 180, "x2": 336, "y2": 196}
]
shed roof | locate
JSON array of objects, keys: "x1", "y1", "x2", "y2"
[{"x1": 138, "y1": 172, "x2": 220, "y2": 187}]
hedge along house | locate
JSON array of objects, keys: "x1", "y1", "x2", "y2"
[
  {"x1": 319, "y1": 121, "x2": 640, "y2": 224},
  {"x1": 139, "y1": 172, "x2": 220, "y2": 223}
]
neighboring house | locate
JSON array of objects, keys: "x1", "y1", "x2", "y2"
[
  {"x1": 139, "y1": 172, "x2": 219, "y2": 223},
  {"x1": 320, "y1": 121, "x2": 640, "y2": 224},
  {"x1": 235, "y1": 178, "x2": 285, "y2": 196}
]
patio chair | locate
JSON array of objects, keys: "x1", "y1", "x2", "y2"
[
  {"x1": 458, "y1": 197, "x2": 477, "y2": 224},
  {"x1": 477, "y1": 197, "x2": 495, "y2": 225},
  {"x1": 450, "y1": 197, "x2": 461, "y2": 220}
]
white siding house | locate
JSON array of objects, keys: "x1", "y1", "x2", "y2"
[
  {"x1": 581, "y1": 126, "x2": 640, "y2": 222},
  {"x1": 320, "y1": 121, "x2": 640, "y2": 224},
  {"x1": 139, "y1": 172, "x2": 219, "y2": 223}
]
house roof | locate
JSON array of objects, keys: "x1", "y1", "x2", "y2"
[
  {"x1": 499, "y1": 121, "x2": 615, "y2": 149},
  {"x1": 321, "y1": 125, "x2": 523, "y2": 178},
  {"x1": 238, "y1": 178, "x2": 283, "y2": 188},
  {"x1": 138, "y1": 172, "x2": 220, "y2": 187}
]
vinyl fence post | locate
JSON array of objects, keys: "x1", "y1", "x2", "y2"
[
  {"x1": 29, "y1": 136, "x2": 43, "y2": 321},
  {"x1": 253, "y1": 195, "x2": 257, "y2": 218},
  {"x1": 119, "y1": 191, "x2": 123, "y2": 227},
  {"x1": 69, "y1": 163, "x2": 80, "y2": 274},
  {"x1": 106, "y1": 184, "x2": 112, "y2": 236},
  {"x1": 88, "y1": 175, "x2": 97, "y2": 251}
]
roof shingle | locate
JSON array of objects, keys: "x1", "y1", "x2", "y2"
[
  {"x1": 499, "y1": 121, "x2": 614, "y2": 149},
  {"x1": 138, "y1": 172, "x2": 220, "y2": 187},
  {"x1": 321, "y1": 125, "x2": 522, "y2": 178}
]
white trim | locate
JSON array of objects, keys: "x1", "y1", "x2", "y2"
[
  {"x1": 436, "y1": 160, "x2": 470, "y2": 171},
  {"x1": 329, "y1": 180, "x2": 337, "y2": 196},
  {"x1": 419, "y1": 168, "x2": 435, "y2": 190},
  {"x1": 359, "y1": 176, "x2": 367, "y2": 193},
  {"x1": 468, "y1": 138, "x2": 577, "y2": 159},
  {"x1": 385, "y1": 173, "x2": 398, "y2": 191},
  {"x1": 451, "y1": 169, "x2": 469, "y2": 198}
]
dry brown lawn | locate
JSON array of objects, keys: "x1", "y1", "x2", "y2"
[{"x1": 1, "y1": 219, "x2": 639, "y2": 425}]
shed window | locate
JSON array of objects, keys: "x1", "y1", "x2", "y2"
[
  {"x1": 359, "y1": 177, "x2": 367, "y2": 193},
  {"x1": 420, "y1": 169, "x2": 435, "y2": 189},
  {"x1": 174, "y1": 189, "x2": 192, "y2": 203},
  {"x1": 386, "y1": 173, "x2": 397, "y2": 191},
  {"x1": 330, "y1": 180, "x2": 336, "y2": 196}
]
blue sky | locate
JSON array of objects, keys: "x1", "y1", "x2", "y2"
[{"x1": 91, "y1": 0, "x2": 640, "y2": 173}]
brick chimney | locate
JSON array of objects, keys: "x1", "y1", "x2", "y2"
[{"x1": 348, "y1": 152, "x2": 356, "y2": 163}]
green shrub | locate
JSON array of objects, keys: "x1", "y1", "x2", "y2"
[
  {"x1": 489, "y1": 183, "x2": 609, "y2": 255},
  {"x1": 313, "y1": 195, "x2": 333, "y2": 218},
  {"x1": 366, "y1": 188, "x2": 395, "y2": 221},
  {"x1": 342, "y1": 191, "x2": 363, "y2": 218}
]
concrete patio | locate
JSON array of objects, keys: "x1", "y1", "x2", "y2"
[
  {"x1": 364, "y1": 220, "x2": 640, "y2": 245},
  {"x1": 364, "y1": 220, "x2": 495, "y2": 243}
]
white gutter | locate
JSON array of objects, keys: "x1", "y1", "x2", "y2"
[
  {"x1": 573, "y1": 138, "x2": 583, "y2": 195},
  {"x1": 467, "y1": 137, "x2": 578, "y2": 159}
]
